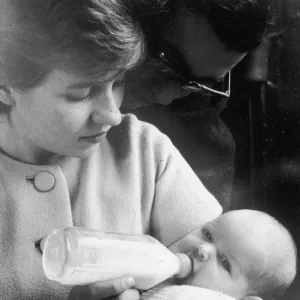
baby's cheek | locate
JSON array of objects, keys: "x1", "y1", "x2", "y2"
[{"x1": 168, "y1": 240, "x2": 182, "y2": 253}]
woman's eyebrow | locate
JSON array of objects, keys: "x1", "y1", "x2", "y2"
[
  {"x1": 67, "y1": 81, "x2": 96, "y2": 89},
  {"x1": 66, "y1": 72, "x2": 124, "y2": 90}
]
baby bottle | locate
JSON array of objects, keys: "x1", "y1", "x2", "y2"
[{"x1": 41, "y1": 227, "x2": 192, "y2": 290}]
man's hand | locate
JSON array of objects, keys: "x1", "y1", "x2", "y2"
[
  {"x1": 67, "y1": 276, "x2": 139, "y2": 300},
  {"x1": 123, "y1": 59, "x2": 190, "y2": 110}
]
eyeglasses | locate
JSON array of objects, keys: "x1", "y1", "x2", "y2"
[{"x1": 156, "y1": 39, "x2": 231, "y2": 98}]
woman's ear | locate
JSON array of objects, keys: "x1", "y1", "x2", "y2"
[
  {"x1": 0, "y1": 86, "x2": 16, "y2": 106},
  {"x1": 243, "y1": 296, "x2": 262, "y2": 300}
]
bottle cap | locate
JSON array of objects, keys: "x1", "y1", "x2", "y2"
[{"x1": 174, "y1": 253, "x2": 193, "y2": 278}]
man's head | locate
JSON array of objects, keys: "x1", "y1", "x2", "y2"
[
  {"x1": 183, "y1": 0, "x2": 268, "y2": 53},
  {"x1": 122, "y1": 0, "x2": 268, "y2": 108},
  {"x1": 172, "y1": 210, "x2": 297, "y2": 300},
  {"x1": 158, "y1": 0, "x2": 268, "y2": 93}
]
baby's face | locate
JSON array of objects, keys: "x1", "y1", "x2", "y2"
[{"x1": 170, "y1": 212, "x2": 270, "y2": 299}]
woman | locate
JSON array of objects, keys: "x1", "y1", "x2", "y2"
[{"x1": 0, "y1": 1, "x2": 222, "y2": 299}]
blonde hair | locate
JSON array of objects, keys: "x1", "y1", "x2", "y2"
[{"x1": 0, "y1": 0, "x2": 145, "y2": 90}]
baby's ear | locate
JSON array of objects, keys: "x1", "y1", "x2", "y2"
[
  {"x1": 0, "y1": 86, "x2": 15, "y2": 106},
  {"x1": 243, "y1": 296, "x2": 262, "y2": 300}
]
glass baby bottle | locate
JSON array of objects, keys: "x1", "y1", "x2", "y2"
[{"x1": 41, "y1": 227, "x2": 192, "y2": 290}]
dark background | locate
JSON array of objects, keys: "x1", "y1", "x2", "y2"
[{"x1": 222, "y1": 0, "x2": 300, "y2": 298}]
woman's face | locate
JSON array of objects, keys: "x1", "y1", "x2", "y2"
[{"x1": 7, "y1": 69, "x2": 125, "y2": 163}]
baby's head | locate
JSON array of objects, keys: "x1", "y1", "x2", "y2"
[{"x1": 171, "y1": 210, "x2": 297, "y2": 300}]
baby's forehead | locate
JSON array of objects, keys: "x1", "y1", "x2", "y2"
[
  {"x1": 214, "y1": 210, "x2": 275, "y2": 230},
  {"x1": 217, "y1": 213, "x2": 287, "y2": 251},
  {"x1": 208, "y1": 213, "x2": 279, "y2": 252}
]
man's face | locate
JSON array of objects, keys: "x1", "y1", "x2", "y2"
[
  {"x1": 122, "y1": 5, "x2": 246, "y2": 110},
  {"x1": 123, "y1": 5, "x2": 247, "y2": 109},
  {"x1": 161, "y1": 5, "x2": 246, "y2": 87}
]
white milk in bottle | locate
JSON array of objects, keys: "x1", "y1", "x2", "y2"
[{"x1": 41, "y1": 227, "x2": 192, "y2": 290}]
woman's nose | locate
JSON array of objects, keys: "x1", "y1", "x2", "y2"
[
  {"x1": 91, "y1": 88, "x2": 122, "y2": 127},
  {"x1": 195, "y1": 244, "x2": 215, "y2": 261}
]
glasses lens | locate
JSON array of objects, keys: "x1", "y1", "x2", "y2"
[
  {"x1": 157, "y1": 39, "x2": 191, "y2": 79},
  {"x1": 214, "y1": 73, "x2": 230, "y2": 93},
  {"x1": 157, "y1": 39, "x2": 231, "y2": 98}
]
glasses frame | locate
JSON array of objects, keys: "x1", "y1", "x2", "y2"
[{"x1": 158, "y1": 50, "x2": 231, "y2": 99}]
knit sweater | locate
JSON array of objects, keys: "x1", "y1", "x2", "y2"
[{"x1": 0, "y1": 114, "x2": 222, "y2": 299}]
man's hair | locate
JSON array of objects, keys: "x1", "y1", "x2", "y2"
[
  {"x1": 184, "y1": 0, "x2": 269, "y2": 53},
  {"x1": 0, "y1": 0, "x2": 145, "y2": 90},
  {"x1": 247, "y1": 215, "x2": 297, "y2": 300},
  {"x1": 134, "y1": 0, "x2": 269, "y2": 53}
]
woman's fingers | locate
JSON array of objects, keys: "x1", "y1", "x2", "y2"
[
  {"x1": 67, "y1": 277, "x2": 136, "y2": 300},
  {"x1": 89, "y1": 277, "x2": 136, "y2": 298},
  {"x1": 115, "y1": 289, "x2": 140, "y2": 300}
]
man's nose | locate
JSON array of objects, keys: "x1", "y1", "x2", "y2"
[
  {"x1": 195, "y1": 244, "x2": 215, "y2": 261},
  {"x1": 91, "y1": 88, "x2": 122, "y2": 127}
]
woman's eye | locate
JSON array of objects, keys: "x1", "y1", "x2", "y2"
[
  {"x1": 65, "y1": 94, "x2": 90, "y2": 102},
  {"x1": 202, "y1": 228, "x2": 212, "y2": 242},
  {"x1": 220, "y1": 255, "x2": 231, "y2": 273}
]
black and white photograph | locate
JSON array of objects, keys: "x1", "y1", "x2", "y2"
[{"x1": 0, "y1": 1, "x2": 298, "y2": 299}]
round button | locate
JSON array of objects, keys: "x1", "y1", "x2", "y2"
[{"x1": 33, "y1": 171, "x2": 56, "y2": 192}]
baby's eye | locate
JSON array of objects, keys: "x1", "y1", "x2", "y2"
[
  {"x1": 202, "y1": 228, "x2": 212, "y2": 242},
  {"x1": 220, "y1": 255, "x2": 231, "y2": 273}
]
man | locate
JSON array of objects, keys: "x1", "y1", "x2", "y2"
[{"x1": 123, "y1": 0, "x2": 268, "y2": 209}]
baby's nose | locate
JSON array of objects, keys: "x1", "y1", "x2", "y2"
[{"x1": 195, "y1": 244, "x2": 212, "y2": 261}]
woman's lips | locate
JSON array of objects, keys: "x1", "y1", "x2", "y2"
[{"x1": 80, "y1": 132, "x2": 108, "y2": 144}]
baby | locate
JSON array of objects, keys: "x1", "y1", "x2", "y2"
[{"x1": 142, "y1": 209, "x2": 297, "y2": 300}]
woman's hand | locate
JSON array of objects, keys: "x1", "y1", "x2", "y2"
[{"x1": 67, "y1": 276, "x2": 140, "y2": 300}]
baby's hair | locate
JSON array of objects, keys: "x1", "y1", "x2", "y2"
[{"x1": 247, "y1": 212, "x2": 297, "y2": 300}]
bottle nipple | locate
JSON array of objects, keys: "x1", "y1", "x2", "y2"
[{"x1": 174, "y1": 253, "x2": 193, "y2": 278}]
